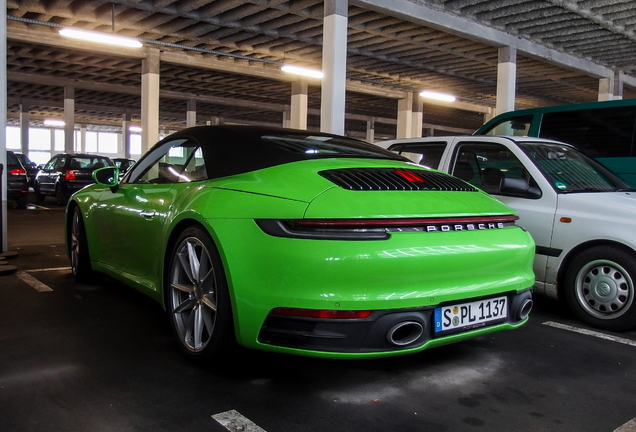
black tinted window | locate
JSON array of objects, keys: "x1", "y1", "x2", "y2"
[
  {"x1": 482, "y1": 115, "x2": 534, "y2": 136},
  {"x1": 539, "y1": 107, "x2": 636, "y2": 158},
  {"x1": 70, "y1": 156, "x2": 112, "y2": 169},
  {"x1": 388, "y1": 143, "x2": 447, "y2": 168},
  {"x1": 451, "y1": 142, "x2": 539, "y2": 195},
  {"x1": 6, "y1": 152, "x2": 18, "y2": 165}
]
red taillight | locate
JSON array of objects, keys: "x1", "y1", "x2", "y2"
[
  {"x1": 65, "y1": 170, "x2": 76, "y2": 180},
  {"x1": 290, "y1": 215, "x2": 519, "y2": 228},
  {"x1": 271, "y1": 308, "x2": 372, "y2": 319},
  {"x1": 10, "y1": 168, "x2": 26, "y2": 175},
  {"x1": 396, "y1": 169, "x2": 424, "y2": 182}
]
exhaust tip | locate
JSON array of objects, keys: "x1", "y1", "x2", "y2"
[
  {"x1": 387, "y1": 321, "x2": 424, "y2": 346},
  {"x1": 518, "y1": 298, "x2": 533, "y2": 320}
]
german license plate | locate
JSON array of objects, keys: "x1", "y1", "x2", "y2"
[{"x1": 434, "y1": 296, "x2": 507, "y2": 335}]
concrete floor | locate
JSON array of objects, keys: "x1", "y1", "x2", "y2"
[{"x1": 1, "y1": 201, "x2": 636, "y2": 432}]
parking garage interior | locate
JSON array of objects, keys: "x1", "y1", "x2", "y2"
[{"x1": 2, "y1": 1, "x2": 636, "y2": 431}]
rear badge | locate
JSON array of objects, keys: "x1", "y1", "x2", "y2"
[{"x1": 387, "y1": 221, "x2": 513, "y2": 233}]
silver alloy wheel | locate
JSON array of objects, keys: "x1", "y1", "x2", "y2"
[
  {"x1": 70, "y1": 208, "x2": 81, "y2": 275},
  {"x1": 575, "y1": 259, "x2": 634, "y2": 320},
  {"x1": 168, "y1": 236, "x2": 217, "y2": 352}
]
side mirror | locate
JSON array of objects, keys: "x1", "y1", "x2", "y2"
[
  {"x1": 500, "y1": 177, "x2": 542, "y2": 199},
  {"x1": 93, "y1": 166, "x2": 120, "y2": 189}
]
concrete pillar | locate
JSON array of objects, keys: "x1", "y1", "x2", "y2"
[
  {"x1": 320, "y1": 0, "x2": 348, "y2": 135},
  {"x1": 64, "y1": 84, "x2": 75, "y2": 153},
  {"x1": 483, "y1": 108, "x2": 496, "y2": 124},
  {"x1": 598, "y1": 76, "x2": 613, "y2": 101},
  {"x1": 19, "y1": 102, "x2": 29, "y2": 155},
  {"x1": 141, "y1": 48, "x2": 160, "y2": 152},
  {"x1": 366, "y1": 118, "x2": 375, "y2": 143},
  {"x1": 1, "y1": 0, "x2": 7, "y2": 252},
  {"x1": 282, "y1": 109, "x2": 291, "y2": 128},
  {"x1": 291, "y1": 81, "x2": 308, "y2": 130},
  {"x1": 411, "y1": 92, "x2": 423, "y2": 138},
  {"x1": 496, "y1": 46, "x2": 517, "y2": 115},
  {"x1": 397, "y1": 92, "x2": 413, "y2": 139},
  {"x1": 186, "y1": 98, "x2": 196, "y2": 128},
  {"x1": 614, "y1": 72, "x2": 624, "y2": 100},
  {"x1": 122, "y1": 111, "x2": 131, "y2": 158},
  {"x1": 207, "y1": 116, "x2": 223, "y2": 126},
  {"x1": 80, "y1": 125, "x2": 86, "y2": 154}
]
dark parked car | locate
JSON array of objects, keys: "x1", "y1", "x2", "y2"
[
  {"x1": 34, "y1": 153, "x2": 114, "y2": 205},
  {"x1": 13, "y1": 153, "x2": 39, "y2": 186},
  {"x1": 6, "y1": 151, "x2": 29, "y2": 208},
  {"x1": 113, "y1": 158, "x2": 136, "y2": 176}
]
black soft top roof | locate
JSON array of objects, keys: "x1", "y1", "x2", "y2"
[{"x1": 150, "y1": 125, "x2": 406, "y2": 179}]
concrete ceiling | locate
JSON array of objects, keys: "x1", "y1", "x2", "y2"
[{"x1": 6, "y1": 0, "x2": 636, "y2": 140}]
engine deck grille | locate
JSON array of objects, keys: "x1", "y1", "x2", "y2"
[{"x1": 319, "y1": 168, "x2": 477, "y2": 191}]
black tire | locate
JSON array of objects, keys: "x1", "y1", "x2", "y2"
[
  {"x1": 34, "y1": 184, "x2": 45, "y2": 202},
  {"x1": 55, "y1": 185, "x2": 67, "y2": 206},
  {"x1": 70, "y1": 206, "x2": 94, "y2": 283},
  {"x1": 16, "y1": 194, "x2": 27, "y2": 209},
  {"x1": 165, "y1": 226, "x2": 235, "y2": 363},
  {"x1": 564, "y1": 245, "x2": 636, "y2": 331}
]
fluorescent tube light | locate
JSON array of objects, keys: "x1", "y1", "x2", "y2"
[
  {"x1": 281, "y1": 64, "x2": 324, "y2": 79},
  {"x1": 129, "y1": 126, "x2": 142, "y2": 133},
  {"x1": 43, "y1": 119, "x2": 65, "y2": 127},
  {"x1": 420, "y1": 90, "x2": 456, "y2": 103},
  {"x1": 60, "y1": 29, "x2": 143, "y2": 48}
]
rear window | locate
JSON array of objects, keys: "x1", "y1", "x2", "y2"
[
  {"x1": 6, "y1": 152, "x2": 19, "y2": 165},
  {"x1": 481, "y1": 115, "x2": 533, "y2": 136},
  {"x1": 261, "y1": 134, "x2": 404, "y2": 160},
  {"x1": 387, "y1": 143, "x2": 447, "y2": 168},
  {"x1": 539, "y1": 107, "x2": 636, "y2": 158},
  {"x1": 70, "y1": 156, "x2": 112, "y2": 170}
]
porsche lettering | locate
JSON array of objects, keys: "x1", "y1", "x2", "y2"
[{"x1": 425, "y1": 222, "x2": 506, "y2": 232}]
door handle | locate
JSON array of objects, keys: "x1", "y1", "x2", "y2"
[{"x1": 140, "y1": 211, "x2": 155, "y2": 218}]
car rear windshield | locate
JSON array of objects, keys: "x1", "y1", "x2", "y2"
[
  {"x1": 519, "y1": 142, "x2": 629, "y2": 192},
  {"x1": 6, "y1": 152, "x2": 19, "y2": 165},
  {"x1": 70, "y1": 156, "x2": 112, "y2": 170},
  {"x1": 261, "y1": 134, "x2": 405, "y2": 160}
]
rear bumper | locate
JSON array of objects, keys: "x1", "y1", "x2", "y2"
[
  {"x1": 7, "y1": 180, "x2": 28, "y2": 199},
  {"x1": 63, "y1": 182, "x2": 93, "y2": 196},
  {"x1": 258, "y1": 289, "x2": 532, "y2": 354}
]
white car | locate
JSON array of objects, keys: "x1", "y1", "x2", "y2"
[{"x1": 378, "y1": 135, "x2": 636, "y2": 331}]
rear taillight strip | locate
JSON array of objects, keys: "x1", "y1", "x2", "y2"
[{"x1": 256, "y1": 215, "x2": 518, "y2": 240}]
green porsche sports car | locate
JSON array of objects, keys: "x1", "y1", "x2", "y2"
[{"x1": 66, "y1": 126, "x2": 535, "y2": 361}]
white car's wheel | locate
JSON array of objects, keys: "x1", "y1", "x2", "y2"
[{"x1": 565, "y1": 246, "x2": 636, "y2": 331}]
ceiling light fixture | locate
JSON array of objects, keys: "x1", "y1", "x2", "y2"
[
  {"x1": 281, "y1": 64, "x2": 324, "y2": 79},
  {"x1": 43, "y1": 119, "x2": 65, "y2": 127},
  {"x1": 129, "y1": 126, "x2": 142, "y2": 133},
  {"x1": 420, "y1": 90, "x2": 456, "y2": 103},
  {"x1": 59, "y1": 28, "x2": 143, "y2": 48}
]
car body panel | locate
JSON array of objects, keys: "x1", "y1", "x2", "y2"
[
  {"x1": 6, "y1": 151, "x2": 29, "y2": 206},
  {"x1": 378, "y1": 135, "x2": 636, "y2": 301},
  {"x1": 68, "y1": 126, "x2": 536, "y2": 359},
  {"x1": 35, "y1": 153, "x2": 113, "y2": 201}
]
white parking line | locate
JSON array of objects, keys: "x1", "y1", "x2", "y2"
[
  {"x1": 28, "y1": 267, "x2": 71, "y2": 273},
  {"x1": 15, "y1": 267, "x2": 71, "y2": 292},
  {"x1": 543, "y1": 321, "x2": 636, "y2": 347},
  {"x1": 16, "y1": 271, "x2": 54, "y2": 292},
  {"x1": 27, "y1": 204, "x2": 52, "y2": 210},
  {"x1": 213, "y1": 410, "x2": 267, "y2": 432},
  {"x1": 615, "y1": 418, "x2": 636, "y2": 432}
]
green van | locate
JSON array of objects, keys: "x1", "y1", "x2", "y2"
[{"x1": 475, "y1": 99, "x2": 636, "y2": 186}]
